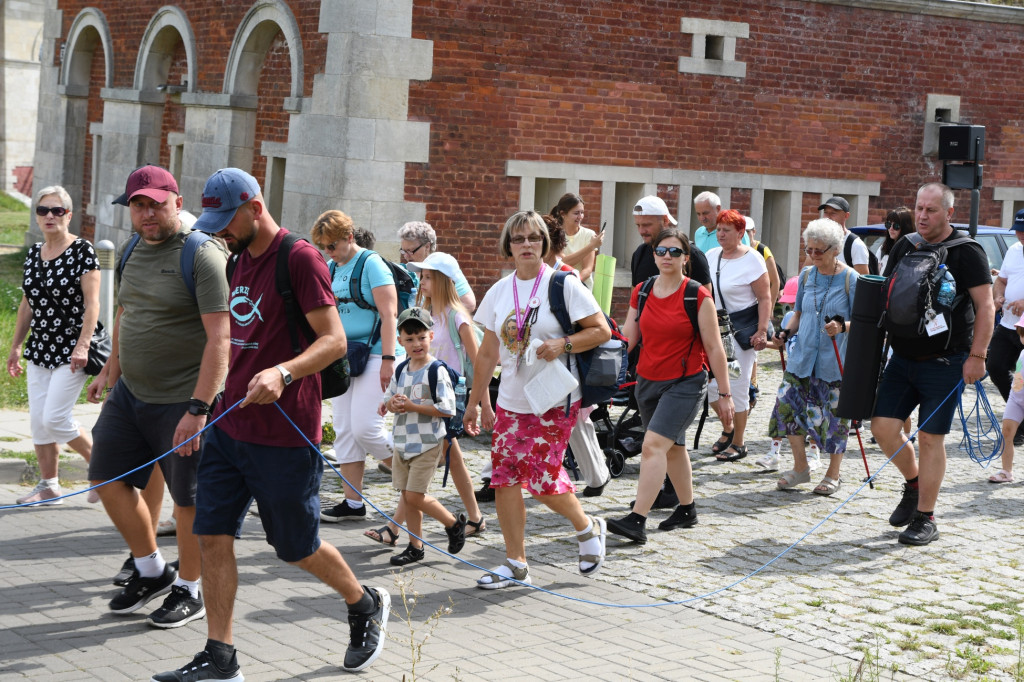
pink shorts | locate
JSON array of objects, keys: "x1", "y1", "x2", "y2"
[{"x1": 490, "y1": 402, "x2": 580, "y2": 495}]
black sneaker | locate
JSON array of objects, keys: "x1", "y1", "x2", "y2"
[
  {"x1": 582, "y1": 479, "x2": 609, "y2": 497},
  {"x1": 475, "y1": 479, "x2": 495, "y2": 503},
  {"x1": 113, "y1": 553, "x2": 137, "y2": 586},
  {"x1": 606, "y1": 513, "x2": 647, "y2": 544},
  {"x1": 151, "y1": 648, "x2": 243, "y2": 682},
  {"x1": 320, "y1": 502, "x2": 366, "y2": 523},
  {"x1": 109, "y1": 564, "x2": 177, "y2": 614},
  {"x1": 888, "y1": 483, "x2": 919, "y2": 527},
  {"x1": 898, "y1": 512, "x2": 939, "y2": 546},
  {"x1": 148, "y1": 585, "x2": 206, "y2": 628},
  {"x1": 343, "y1": 587, "x2": 390, "y2": 672},
  {"x1": 659, "y1": 504, "x2": 698, "y2": 531}
]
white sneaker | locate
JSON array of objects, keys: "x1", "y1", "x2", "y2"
[
  {"x1": 755, "y1": 440, "x2": 782, "y2": 471},
  {"x1": 17, "y1": 481, "x2": 62, "y2": 506},
  {"x1": 807, "y1": 443, "x2": 822, "y2": 471},
  {"x1": 321, "y1": 447, "x2": 338, "y2": 464}
]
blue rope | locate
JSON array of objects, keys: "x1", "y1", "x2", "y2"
[
  {"x1": 0, "y1": 399, "x2": 245, "y2": 511},
  {"x1": 957, "y1": 379, "x2": 1003, "y2": 466},
  {"x1": 277, "y1": 380, "x2": 964, "y2": 608}
]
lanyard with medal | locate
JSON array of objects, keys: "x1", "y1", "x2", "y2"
[{"x1": 513, "y1": 264, "x2": 546, "y2": 372}]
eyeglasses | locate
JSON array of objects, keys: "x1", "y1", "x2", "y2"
[
  {"x1": 399, "y1": 242, "x2": 427, "y2": 258},
  {"x1": 321, "y1": 240, "x2": 340, "y2": 252},
  {"x1": 804, "y1": 246, "x2": 833, "y2": 257},
  {"x1": 36, "y1": 206, "x2": 68, "y2": 217},
  {"x1": 510, "y1": 234, "x2": 544, "y2": 245},
  {"x1": 654, "y1": 246, "x2": 685, "y2": 258}
]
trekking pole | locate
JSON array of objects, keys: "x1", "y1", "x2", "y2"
[{"x1": 826, "y1": 315, "x2": 873, "y2": 488}]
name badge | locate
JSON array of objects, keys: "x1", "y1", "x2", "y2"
[{"x1": 925, "y1": 314, "x2": 949, "y2": 337}]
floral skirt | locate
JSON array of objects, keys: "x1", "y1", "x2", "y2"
[
  {"x1": 768, "y1": 371, "x2": 849, "y2": 454},
  {"x1": 490, "y1": 401, "x2": 579, "y2": 495}
]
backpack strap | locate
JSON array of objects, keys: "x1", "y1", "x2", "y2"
[
  {"x1": 547, "y1": 269, "x2": 575, "y2": 337},
  {"x1": 116, "y1": 233, "x2": 142, "y2": 289},
  {"x1": 275, "y1": 232, "x2": 307, "y2": 355},
  {"x1": 118, "y1": 230, "x2": 211, "y2": 301},
  {"x1": 843, "y1": 232, "x2": 854, "y2": 268},
  {"x1": 339, "y1": 250, "x2": 375, "y2": 310},
  {"x1": 427, "y1": 360, "x2": 441, "y2": 404}
]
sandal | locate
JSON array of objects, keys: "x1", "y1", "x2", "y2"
[
  {"x1": 715, "y1": 444, "x2": 747, "y2": 462},
  {"x1": 465, "y1": 517, "x2": 486, "y2": 536},
  {"x1": 577, "y1": 516, "x2": 607, "y2": 576},
  {"x1": 777, "y1": 468, "x2": 811, "y2": 490},
  {"x1": 989, "y1": 469, "x2": 1014, "y2": 484},
  {"x1": 477, "y1": 559, "x2": 531, "y2": 589},
  {"x1": 445, "y1": 513, "x2": 467, "y2": 554},
  {"x1": 710, "y1": 430, "x2": 735, "y2": 455},
  {"x1": 364, "y1": 525, "x2": 399, "y2": 546},
  {"x1": 390, "y1": 543, "x2": 425, "y2": 566},
  {"x1": 812, "y1": 475, "x2": 842, "y2": 496}
]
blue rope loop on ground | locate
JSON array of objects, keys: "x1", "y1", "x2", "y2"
[
  {"x1": 0, "y1": 398, "x2": 245, "y2": 511},
  {"x1": 957, "y1": 379, "x2": 1003, "y2": 466},
  {"x1": 277, "y1": 380, "x2": 965, "y2": 609}
]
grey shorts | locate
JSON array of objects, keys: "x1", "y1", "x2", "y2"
[
  {"x1": 635, "y1": 371, "x2": 708, "y2": 445},
  {"x1": 88, "y1": 380, "x2": 198, "y2": 507}
]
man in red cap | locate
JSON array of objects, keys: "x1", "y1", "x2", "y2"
[{"x1": 87, "y1": 165, "x2": 230, "y2": 629}]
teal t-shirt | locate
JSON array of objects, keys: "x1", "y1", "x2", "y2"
[{"x1": 331, "y1": 249, "x2": 404, "y2": 356}]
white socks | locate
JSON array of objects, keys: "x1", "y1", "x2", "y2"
[
  {"x1": 577, "y1": 520, "x2": 602, "y2": 558},
  {"x1": 42, "y1": 477, "x2": 59, "y2": 490},
  {"x1": 173, "y1": 577, "x2": 200, "y2": 599},
  {"x1": 133, "y1": 550, "x2": 166, "y2": 578},
  {"x1": 346, "y1": 499, "x2": 364, "y2": 510}
]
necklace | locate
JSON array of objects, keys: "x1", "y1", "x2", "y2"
[
  {"x1": 511, "y1": 265, "x2": 546, "y2": 371},
  {"x1": 813, "y1": 265, "x2": 836, "y2": 320}
]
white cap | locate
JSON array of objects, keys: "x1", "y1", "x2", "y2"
[
  {"x1": 744, "y1": 216, "x2": 756, "y2": 233},
  {"x1": 405, "y1": 251, "x2": 464, "y2": 282},
  {"x1": 632, "y1": 196, "x2": 678, "y2": 226}
]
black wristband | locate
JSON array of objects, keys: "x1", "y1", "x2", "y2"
[
  {"x1": 188, "y1": 398, "x2": 211, "y2": 416},
  {"x1": 382, "y1": 355, "x2": 396, "y2": 361}
]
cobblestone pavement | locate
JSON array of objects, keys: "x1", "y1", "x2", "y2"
[{"x1": 0, "y1": 350, "x2": 1019, "y2": 680}]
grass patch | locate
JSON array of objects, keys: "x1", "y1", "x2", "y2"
[
  {"x1": 0, "y1": 192, "x2": 29, "y2": 246},
  {"x1": 930, "y1": 621, "x2": 958, "y2": 636},
  {"x1": 1, "y1": 449, "x2": 36, "y2": 463},
  {"x1": 896, "y1": 614, "x2": 926, "y2": 626}
]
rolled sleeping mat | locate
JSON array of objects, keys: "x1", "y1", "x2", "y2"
[{"x1": 836, "y1": 274, "x2": 887, "y2": 420}]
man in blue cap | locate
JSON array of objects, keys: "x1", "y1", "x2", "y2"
[{"x1": 152, "y1": 168, "x2": 389, "y2": 681}]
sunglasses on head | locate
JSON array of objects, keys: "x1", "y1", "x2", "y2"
[
  {"x1": 36, "y1": 206, "x2": 68, "y2": 217},
  {"x1": 654, "y1": 246, "x2": 685, "y2": 258}
]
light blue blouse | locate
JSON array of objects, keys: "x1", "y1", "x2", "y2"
[
  {"x1": 786, "y1": 266, "x2": 857, "y2": 383},
  {"x1": 332, "y1": 250, "x2": 404, "y2": 356}
]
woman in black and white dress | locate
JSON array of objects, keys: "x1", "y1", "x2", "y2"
[{"x1": 7, "y1": 186, "x2": 100, "y2": 505}]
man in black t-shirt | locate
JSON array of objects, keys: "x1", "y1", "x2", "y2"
[
  {"x1": 871, "y1": 183, "x2": 993, "y2": 547},
  {"x1": 630, "y1": 196, "x2": 712, "y2": 290}
]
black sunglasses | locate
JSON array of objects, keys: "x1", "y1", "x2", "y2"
[
  {"x1": 654, "y1": 246, "x2": 685, "y2": 258},
  {"x1": 36, "y1": 206, "x2": 69, "y2": 217}
]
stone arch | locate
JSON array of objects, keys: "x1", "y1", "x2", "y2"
[
  {"x1": 61, "y1": 8, "x2": 113, "y2": 88},
  {"x1": 223, "y1": 0, "x2": 303, "y2": 99},
  {"x1": 133, "y1": 6, "x2": 197, "y2": 92}
]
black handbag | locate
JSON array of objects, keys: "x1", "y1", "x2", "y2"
[
  {"x1": 714, "y1": 252, "x2": 774, "y2": 352},
  {"x1": 320, "y1": 356, "x2": 351, "y2": 399},
  {"x1": 84, "y1": 323, "x2": 111, "y2": 376},
  {"x1": 346, "y1": 342, "x2": 371, "y2": 377}
]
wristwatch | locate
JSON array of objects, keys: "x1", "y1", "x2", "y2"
[
  {"x1": 275, "y1": 364, "x2": 293, "y2": 386},
  {"x1": 187, "y1": 398, "x2": 211, "y2": 416},
  {"x1": 563, "y1": 336, "x2": 573, "y2": 354}
]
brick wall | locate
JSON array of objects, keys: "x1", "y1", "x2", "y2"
[
  {"x1": 79, "y1": 46, "x2": 105, "y2": 242},
  {"x1": 250, "y1": 31, "x2": 291, "y2": 188},
  {"x1": 407, "y1": 0, "x2": 1024, "y2": 303},
  {"x1": 157, "y1": 43, "x2": 188, "y2": 170}
]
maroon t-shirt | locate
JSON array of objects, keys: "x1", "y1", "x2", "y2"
[{"x1": 214, "y1": 229, "x2": 335, "y2": 447}]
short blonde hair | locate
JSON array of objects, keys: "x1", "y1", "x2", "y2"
[
  {"x1": 311, "y1": 210, "x2": 354, "y2": 248},
  {"x1": 498, "y1": 210, "x2": 550, "y2": 260},
  {"x1": 36, "y1": 185, "x2": 73, "y2": 211}
]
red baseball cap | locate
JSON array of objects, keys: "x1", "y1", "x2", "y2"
[{"x1": 125, "y1": 166, "x2": 179, "y2": 203}]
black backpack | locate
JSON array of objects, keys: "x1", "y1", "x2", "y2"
[
  {"x1": 331, "y1": 250, "x2": 416, "y2": 315},
  {"x1": 636, "y1": 275, "x2": 703, "y2": 375},
  {"x1": 880, "y1": 232, "x2": 974, "y2": 346},
  {"x1": 548, "y1": 270, "x2": 628, "y2": 409},
  {"x1": 227, "y1": 232, "x2": 350, "y2": 399},
  {"x1": 393, "y1": 358, "x2": 464, "y2": 441},
  {"x1": 843, "y1": 232, "x2": 880, "y2": 276}
]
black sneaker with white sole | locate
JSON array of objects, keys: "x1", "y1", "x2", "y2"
[
  {"x1": 113, "y1": 553, "x2": 137, "y2": 586},
  {"x1": 148, "y1": 585, "x2": 206, "y2": 628},
  {"x1": 320, "y1": 502, "x2": 366, "y2": 522},
  {"x1": 898, "y1": 512, "x2": 939, "y2": 546},
  {"x1": 109, "y1": 563, "x2": 177, "y2": 614},
  {"x1": 150, "y1": 648, "x2": 243, "y2": 682},
  {"x1": 343, "y1": 587, "x2": 390, "y2": 672},
  {"x1": 888, "y1": 483, "x2": 919, "y2": 527}
]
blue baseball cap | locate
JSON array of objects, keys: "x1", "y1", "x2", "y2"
[
  {"x1": 1012, "y1": 208, "x2": 1024, "y2": 232},
  {"x1": 193, "y1": 168, "x2": 261, "y2": 234}
]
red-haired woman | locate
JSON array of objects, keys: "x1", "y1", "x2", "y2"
[{"x1": 705, "y1": 209, "x2": 772, "y2": 462}]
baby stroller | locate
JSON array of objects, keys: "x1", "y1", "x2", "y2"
[{"x1": 594, "y1": 381, "x2": 644, "y2": 477}]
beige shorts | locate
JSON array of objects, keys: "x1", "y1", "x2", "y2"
[{"x1": 392, "y1": 444, "x2": 443, "y2": 494}]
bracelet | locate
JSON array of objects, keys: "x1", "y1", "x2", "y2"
[
  {"x1": 969, "y1": 353, "x2": 987, "y2": 361},
  {"x1": 381, "y1": 355, "x2": 396, "y2": 361},
  {"x1": 719, "y1": 393, "x2": 732, "y2": 398}
]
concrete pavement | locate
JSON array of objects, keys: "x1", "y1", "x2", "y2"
[{"x1": 1, "y1": 352, "x2": 1018, "y2": 680}]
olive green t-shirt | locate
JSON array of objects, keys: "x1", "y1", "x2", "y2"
[{"x1": 116, "y1": 229, "x2": 229, "y2": 403}]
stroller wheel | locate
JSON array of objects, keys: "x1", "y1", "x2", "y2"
[{"x1": 605, "y1": 448, "x2": 626, "y2": 478}]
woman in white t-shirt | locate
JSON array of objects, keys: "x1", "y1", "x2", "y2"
[
  {"x1": 705, "y1": 209, "x2": 772, "y2": 463},
  {"x1": 549, "y1": 193, "x2": 603, "y2": 289},
  {"x1": 463, "y1": 210, "x2": 611, "y2": 590}
]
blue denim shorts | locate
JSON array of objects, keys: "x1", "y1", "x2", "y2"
[
  {"x1": 193, "y1": 426, "x2": 323, "y2": 562},
  {"x1": 873, "y1": 352, "x2": 967, "y2": 435}
]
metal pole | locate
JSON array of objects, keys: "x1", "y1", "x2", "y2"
[{"x1": 95, "y1": 240, "x2": 115, "y2": 331}]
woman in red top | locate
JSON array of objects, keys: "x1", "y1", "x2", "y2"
[{"x1": 607, "y1": 228, "x2": 735, "y2": 544}]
